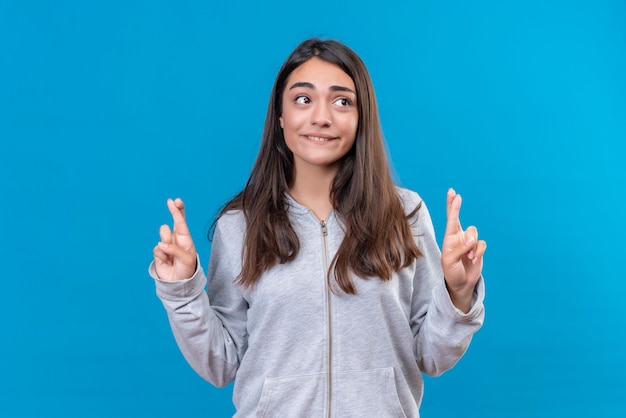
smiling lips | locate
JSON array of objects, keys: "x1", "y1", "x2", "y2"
[{"x1": 304, "y1": 135, "x2": 337, "y2": 142}]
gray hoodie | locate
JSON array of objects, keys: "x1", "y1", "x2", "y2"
[{"x1": 151, "y1": 188, "x2": 485, "y2": 417}]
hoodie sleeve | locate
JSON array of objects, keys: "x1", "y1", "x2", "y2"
[
  {"x1": 407, "y1": 193, "x2": 485, "y2": 377},
  {"x1": 149, "y1": 219, "x2": 248, "y2": 387}
]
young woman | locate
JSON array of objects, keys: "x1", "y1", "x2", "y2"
[{"x1": 150, "y1": 38, "x2": 486, "y2": 417}]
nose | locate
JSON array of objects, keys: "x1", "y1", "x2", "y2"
[{"x1": 311, "y1": 102, "x2": 332, "y2": 127}]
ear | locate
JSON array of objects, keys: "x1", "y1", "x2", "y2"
[{"x1": 279, "y1": 115, "x2": 284, "y2": 128}]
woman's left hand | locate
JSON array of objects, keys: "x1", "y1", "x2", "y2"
[{"x1": 441, "y1": 188, "x2": 487, "y2": 313}]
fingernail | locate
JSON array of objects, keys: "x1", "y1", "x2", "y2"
[
  {"x1": 465, "y1": 237, "x2": 475, "y2": 246},
  {"x1": 158, "y1": 242, "x2": 169, "y2": 249}
]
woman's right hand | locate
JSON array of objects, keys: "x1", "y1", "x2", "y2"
[{"x1": 153, "y1": 198, "x2": 198, "y2": 281}]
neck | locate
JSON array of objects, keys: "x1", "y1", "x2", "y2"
[{"x1": 289, "y1": 163, "x2": 337, "y2": 221}]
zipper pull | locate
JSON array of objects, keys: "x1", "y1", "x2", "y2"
[{"x1": 321, "y1": 220, "x2": 327, "y2": 236}]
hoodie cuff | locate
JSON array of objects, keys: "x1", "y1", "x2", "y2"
[
  {"x1": 434, "y1": 276, "x2": 485, "y2": 322},
  {"x1": 148, "y1": 254, "x2": 207, "y2": 300}
]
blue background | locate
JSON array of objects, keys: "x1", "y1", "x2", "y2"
[{"x1": 1, "y1": 0, "x2": 625, "y2": 416}]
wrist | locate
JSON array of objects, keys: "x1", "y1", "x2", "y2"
[{"x1": 445, "y1": 282, "x2": 475, "y2": 314}]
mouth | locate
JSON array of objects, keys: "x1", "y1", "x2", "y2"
[{"x1": 304, "y1": 135, "x2": 336, "y2": 142}]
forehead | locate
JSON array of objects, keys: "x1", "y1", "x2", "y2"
[{"x1": 286, "y1": 57, "x2": 355, "y2": 90}]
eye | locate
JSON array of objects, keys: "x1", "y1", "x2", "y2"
[
  {"x1": 334, "y1": 97, "x2": 352, "y2": 107},
  {"x1": 295, "y1": 95, "x2": 311, "y2": 104}
]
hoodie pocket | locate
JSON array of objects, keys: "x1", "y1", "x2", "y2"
[
  {"x1": 256, "y1": 372, "x2": 326, "y2": 417},
  {"x1": 335, "y1": 367, "x2": 408, "y2": 418}
]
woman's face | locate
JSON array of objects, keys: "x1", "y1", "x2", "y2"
[{"x1": 280, "y1": 57, "x2": 358, "y2": 173}]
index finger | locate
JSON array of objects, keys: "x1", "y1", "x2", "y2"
[
  {"x1": 445, "y1": 190, "x2": 462, "y2": 236},
  {"x1": 173, "y1": 197, "x2": 186, "y2": 220},
  {"x1": 446, "y1": 188, "x2": 455, "y2": 219},
  {"x1": 167, "y1": 198, "x2": 191, "y2": 235}
]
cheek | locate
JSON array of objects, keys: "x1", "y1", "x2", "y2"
[
  {"x1": 281, "y1": 108, "x2": 304, "y2": 132},
  {"x1": 344, "y1": 114, "x2": 359, "y2": 138}
]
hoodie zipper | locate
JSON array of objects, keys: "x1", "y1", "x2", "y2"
[{"x1": 320, "y1": 219, "x2": 332, "y2": 418}]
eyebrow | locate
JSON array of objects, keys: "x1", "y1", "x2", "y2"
[{"x1": 288, "y1": 82, "x2": 356, "y2": 95}]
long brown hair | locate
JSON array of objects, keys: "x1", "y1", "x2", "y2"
[{"x1": 216, "y1": 38, "x2": 422, "y2": 294}]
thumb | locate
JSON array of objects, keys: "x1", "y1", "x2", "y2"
[
  {"x1": 157, "y1": 242, "x2": 197, "y2": 280},
  {"x1": 157, "y1": 241, "x2": 196, "y2": 265}
]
